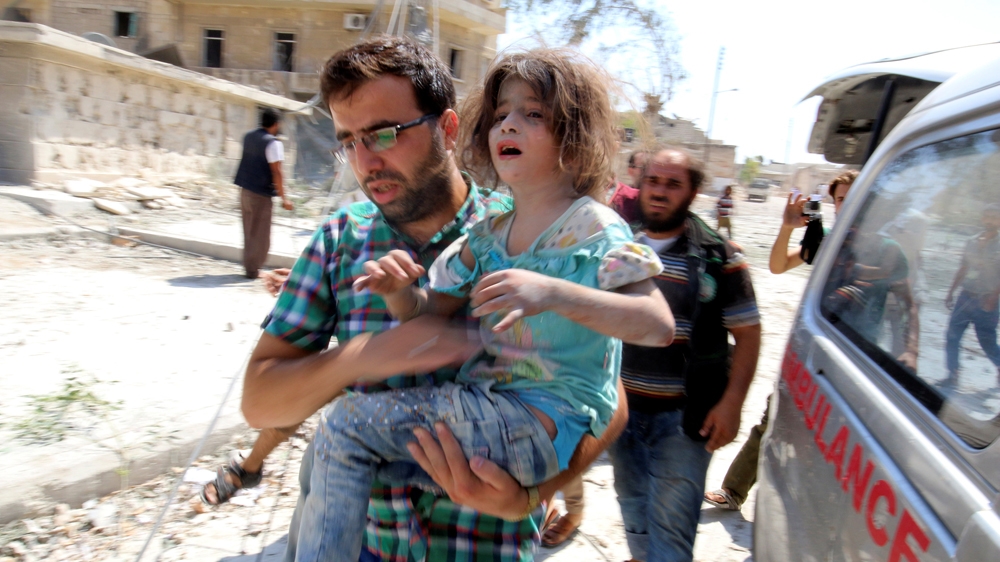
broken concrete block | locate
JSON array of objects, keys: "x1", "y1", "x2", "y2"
[
  {"x1": 111, "y1": 177, "x2": 148, "y2": 190},
  {"x1": 143, "y1": 200, "x2": 162, "y2": 210},
  {"x1": 126, "y1": 186, "x2": 173, "y2": 200},
  {"x1": 93, "y1": 198, "x2": 131, "y2": 215},
  {"x1": 0, "y1": 186, "x2": 95, "y2": 216},
  {"x1": 63, "y1": 179, "x2": 105, "y2": 198}
]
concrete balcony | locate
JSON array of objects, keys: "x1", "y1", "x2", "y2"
[
  {"x1": 193, "y1": 68, "x2": 320, "y2": 100},
  {"x1": 177, "y1": 0, "x2": 504, "y2": 35}
]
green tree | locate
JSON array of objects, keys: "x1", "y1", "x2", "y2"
[
  {"x1": 739, "y1": 157, "x2": 761, "y2": 185},
  {"x1": 504, "y1": 0, "x2": 686, "y2": 103}
]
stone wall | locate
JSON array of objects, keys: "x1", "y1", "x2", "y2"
[{"x1": 0, "y1": 22, "x2": 303, "y2": 185}]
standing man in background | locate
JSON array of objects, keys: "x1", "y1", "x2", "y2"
[
  {"x1": 234, "y1": 108, "x2": 294, "y2": 279},
  {"x1": 716, "y1": 184, "x2": 735, "y2": 239}
]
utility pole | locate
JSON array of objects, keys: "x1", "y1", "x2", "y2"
[{"x1": 705, "y1": 47, "x2": 736, "y2": 190}]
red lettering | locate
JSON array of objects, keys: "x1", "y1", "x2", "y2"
[
  {"x1": 842, "y1": 444, "x2": 875, "y2": 512},
  {"x1": 812, "y1": 402, "x2": 832, "y2": 454},
  {"x1": 804, "y1": 389, "x2": 822, "y2": 428},
  {"x1": 888, "y1": 510, "x2": 931, "y2": 562},
  {"x1": 824, "y1": 426, "x2": 850, "y2": 480},
  {"x1": 795, "y1": 369, "x2": 813, "y2": 411},
  {"x1": 866, "y1": 480, "x2": 897, "y2": 546}
]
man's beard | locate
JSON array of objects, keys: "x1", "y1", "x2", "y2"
[
  {"x1": 639, "y1": 196, "x2": 693, "y2": 233},
  {"x1": 364, "y1": 135, "x2": 452, "y2": 226}
]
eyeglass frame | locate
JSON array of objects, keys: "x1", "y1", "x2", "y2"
[{"x1": 332, "y1": 113, "x2": 440, "y2": 164}]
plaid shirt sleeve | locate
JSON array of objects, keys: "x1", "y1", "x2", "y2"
[{"x1": 262, "y1": 215, "x2": 341, "y2": 351}]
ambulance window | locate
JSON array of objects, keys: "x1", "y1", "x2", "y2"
[{"x1": 820, "y1": 128, "x2": 1000, "y2": 448}]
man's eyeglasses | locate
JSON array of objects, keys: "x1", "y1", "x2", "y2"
[{"x1": 333, "y1": 114, "x2": 439, "y2": 163}]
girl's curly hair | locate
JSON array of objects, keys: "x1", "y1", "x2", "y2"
[{"x1": 458, "y1": 48, "x2": 619, "y2": 200}]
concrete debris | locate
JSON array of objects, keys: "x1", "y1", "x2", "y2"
[
  {"x1": 126, "y1": 186, "x2": 174, "y2": 201},
  {"x1": 93, "y1": 199, "x2": 131, "y2": 216},
  {"x1": 111, "y1": 177, "x2": 148, "y2": 190},
  {"x1": 63, "y1": 179, "x2": 106, "y2": 198},
  {"x1": 85, "y1": 501, "x2": 117, "y2": 530}
]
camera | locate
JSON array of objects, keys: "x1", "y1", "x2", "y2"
[{"x1": 804, "y1": 194, "x2": 823, "y2": 219}]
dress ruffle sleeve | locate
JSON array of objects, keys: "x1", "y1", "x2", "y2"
[{"x1": 427, "y1": 234, "x2": 480, "y2": 298}]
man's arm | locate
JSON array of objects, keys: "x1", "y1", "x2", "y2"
[
  {"x1": 700, "y1": 323, "x2": 762, "y2": 452},
  {"x1": 891, "y1": 279, "x2": 921, "y2": 370},
  {"x1": 406, "y1": 378, "x2": 630, "y2": 520},
  {"x1": 243, "y1": 316, "x2": 481, "y2": 428},
  {"x1": 269, "y1": 161, "x2": 293, "y2": 211},
  {"x1": 946, "y1": 262, "x2": 969, "y2": 309}
]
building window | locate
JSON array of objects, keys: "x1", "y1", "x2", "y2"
[
  {"x1": 2, "y1": 7, "x2": 32, "y2": 21},
  {"x1": 204, "y1": 29, "x2": 224, "y2": 68},
  {"x1": 448, "y1": 48, "x2": 463, "y2": 80},
  {"x1": 114, "y1": 11, "x2": 137, "y2": 37},
  {"x1": 273, "y1": 32, "x2": 295, "y2": 72}
]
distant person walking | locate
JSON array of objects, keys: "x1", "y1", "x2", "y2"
[
  {"x1": 944, "y1": 204, "x2": 1000, "y2": 389},
  {"x1": 716, "y1": 184, "x2": 735, "y2": 239},
  {"x1": 234, "y1": 108, "x2": 294, "y2": 279}
]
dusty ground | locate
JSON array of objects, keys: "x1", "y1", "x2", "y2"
[{"x1": 0, "y1": 188, "x2": 819, "y2": 562}]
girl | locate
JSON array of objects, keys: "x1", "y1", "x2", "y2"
[{"x1": 296, "y1": 49, "x2": 675, "y2": 561}]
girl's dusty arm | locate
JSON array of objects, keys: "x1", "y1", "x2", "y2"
[
  {"x1": 354, "y1": 246, "x2": 473, "y2": 320},
  {"x1": 470, "y1": 271, "x2": 674, "y2": 347}
]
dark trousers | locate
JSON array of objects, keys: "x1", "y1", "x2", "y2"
[
  {"x1": 946, "y1": 291, "x2": 1000, "y2": 374},
  {"x1": 720, "y1": 397, "x2": 770, "y2": 504},
  {"x1": 240, "y1": 189, "x2": 272, "y2": 278}
]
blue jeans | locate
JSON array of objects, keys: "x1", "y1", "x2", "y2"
[
  {"x1": 946, "y1": 291, "x2": 1000, "y2": 374},
  {"x1": 608, "y1": 409, "x2": 713, "y2": 562},
  {"x1": 295, "y1": 382, "x2": 560, "y2": 562}
]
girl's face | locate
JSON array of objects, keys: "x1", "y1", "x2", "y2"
[{"x1": 488, "y1": 78, "x2": 563, "y2": 191}]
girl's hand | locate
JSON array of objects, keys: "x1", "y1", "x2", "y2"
[
  {"x1": 783, "y1": 192, "x2": 808, "y2": 228},
  {"x1": 353, "y1": 250, "x2": 426, "y2": 295},
  {"x1": 470, "y1": 270, "x2": 557, "y2": 332}
]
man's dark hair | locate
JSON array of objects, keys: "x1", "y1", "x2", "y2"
[
  {"x1": 261, "y1": 108, "x2": 281, "y2": 129},
  {"x1": 640, "y1": 145, "x2": 705, "y2": 191},
  {"x1": 643, "y1": 146, "x2": 705, "y2": 190},
  {"x1": 320, "y1": 35, "x2": 456, "y2": 115},
  {"x1": 628, "y1": 150, "x2": 648, "y2": 168},
  {"x1": 829, "y1": 169, "x2": 859, "y2": 194}
]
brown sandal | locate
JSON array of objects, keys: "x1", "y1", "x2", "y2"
[{"x1": 541, "y1": 512, "x2": 581, "y2": 548}]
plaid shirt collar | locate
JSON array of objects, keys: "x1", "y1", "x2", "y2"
[{"x1": 376, "y1": 173, "x2": 487, "y2": 253}]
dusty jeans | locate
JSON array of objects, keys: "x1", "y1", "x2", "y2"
[
  {"x1": 608, "y1": 409, "x2": 712, "y2": 562},
  {"x1": 295, "y1": 382, "x2": 561, "y2": 562}
]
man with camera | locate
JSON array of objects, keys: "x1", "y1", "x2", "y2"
[{"x1": 704, "y1": 170, "x2": 857, "y2": 512}]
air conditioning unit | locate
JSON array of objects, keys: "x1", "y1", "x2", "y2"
[{"x1": 344, "y1": 14, "x2": 367, "y2": 31}]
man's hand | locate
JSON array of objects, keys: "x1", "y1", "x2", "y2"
[
  {"x1": 945, "y1": 291, "x2": 955, "y2": 310},
  {"x1": 262, "y1": 268, "x2": 291, "y2": 297},
  {"x1": 896, "y1": 350, "x2": 918, "y2": 371},
  {"x1": 356, "y1": 316, "x2": 480, "y2": 381},
  {"x1": 353, "y1": 250, "x2": 426, "y2": 295},
  {"x1": 700, "y1": 396, "x2": 742, "y2": 452},
  {"x1": 407, "y1": 422, "x2": 531, "y2": 521},
  {"x1": 470, "y1": 270, "x2": 557, "y2": 332},
  {"x1": 782, "y1": 192, "x2": 809, "y2": 228},
  {"x1": 281, "y1": 198, "x2": 294, "y2": 211}
]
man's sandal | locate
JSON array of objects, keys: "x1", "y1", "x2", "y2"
[
  {"x1": 200, "y1": 456, "x2": 263, "y2": 506},
  {"x1": 704, "y1": 488, "x2": 742, "y2": 511},
  {"x1": 541, "y1": 512, "x2": 582, "y2": 548}
]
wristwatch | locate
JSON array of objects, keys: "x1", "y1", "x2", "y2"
[{"x1": 517, "y1": 486, "x2": 541, "y2": 520}]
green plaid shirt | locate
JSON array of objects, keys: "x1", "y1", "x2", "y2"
[{"x1": 263, "y1": 181, "x2": 543, "y2": 561}]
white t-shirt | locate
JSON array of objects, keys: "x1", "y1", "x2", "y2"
[
  {"x1": 637, "y1": 232, "x2": 678, "y2": 254},
  {"x1": 265, "y1": 139, "x2": 284, "y2": 164}
]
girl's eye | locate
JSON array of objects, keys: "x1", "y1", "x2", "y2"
[
  {"x1": 493, "y1": 113, "x2": 507, "y2": 124},
  {"x1": 527, "y1": 111, "x2": 544, "y2": 119}
]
